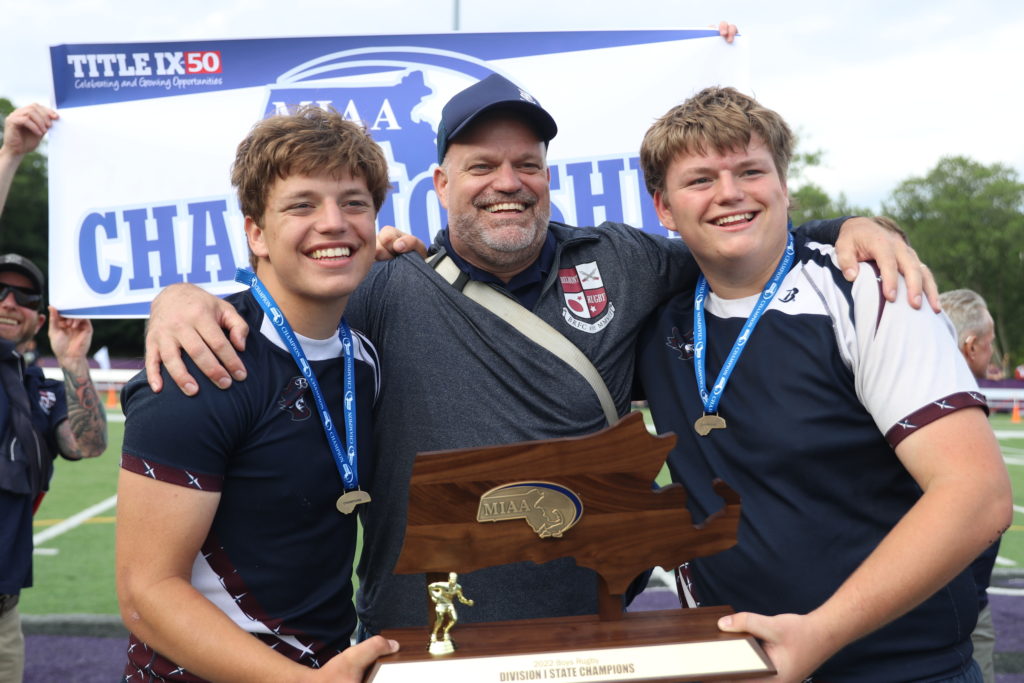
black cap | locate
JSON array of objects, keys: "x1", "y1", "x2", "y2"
[
  {"x1": 437, "y1": 74, "x2": 558, "y2": 164},
  {"x1": 0, "y1": 254, "x2": 45, "y2": 294}
]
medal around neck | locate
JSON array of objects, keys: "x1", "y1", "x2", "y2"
[
  {"x1": 235, "y1": 268, "x2": 365, "y2": 515},
  {"x1": 694, "y1": 414, "x2": 727, "y2": 436},
  {"x1": 337, "y1": 489, "x2": 372, "y2": 514},
  {"x1": 692, "y1": 234, "x2": 794, "y2": 438}
]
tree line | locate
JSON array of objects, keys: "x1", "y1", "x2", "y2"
[
  {"x1": 791, "y1": 153, "x2": 1024, "y2": 374},
  {"x1": 2, "y1": 99, "x2": 1022, "y2": 369}
]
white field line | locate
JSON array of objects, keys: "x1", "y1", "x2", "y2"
[
  {"x1": 31, "y1": 408, "x2": 122, "y2": 548},
  {"x1": 33, "y1": 494, "x2": 117, "y2": 546}
]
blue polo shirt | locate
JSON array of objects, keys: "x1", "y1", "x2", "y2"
[{"x1": 436, "y1": 228, "x2": 557, "y2": 311}]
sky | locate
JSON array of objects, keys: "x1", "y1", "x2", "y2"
[{"x1": 3, "y1": 0, "x2": 1023, "y2": 211}]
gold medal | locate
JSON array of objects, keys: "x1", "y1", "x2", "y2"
[
  {"x1": 694, "y1": 414, "x2": 727, "y2": 436},
  {"x1": 336, "y1": 490, "x2": 371, "y2": 514}
]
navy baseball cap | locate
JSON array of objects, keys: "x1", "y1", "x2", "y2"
[
  {"x1": 436, "y1": 74, "x2": 558, "y2": 164},
  {"x1": 0, "y1": 254, "x2": 44, "y2": 293}
]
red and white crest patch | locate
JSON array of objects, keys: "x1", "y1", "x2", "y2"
[{"x1": 559, "y1": 261, "x2": 614, "y2": 333}]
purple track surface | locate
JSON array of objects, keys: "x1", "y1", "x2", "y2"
[{"x1": 22, "y1": 577, "x2": 1024, "y2": 682}]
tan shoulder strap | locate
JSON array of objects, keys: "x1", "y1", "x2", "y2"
[{"x1": 433, "y1": 255, "x2": 618, "y2": 425}]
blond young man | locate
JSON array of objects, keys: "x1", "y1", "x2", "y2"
[{"x1": 636, "y1": 87, "x2": 1011, "y2": 682}]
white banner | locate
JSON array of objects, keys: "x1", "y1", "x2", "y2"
[{"x1": 48, "y1": 30, "x2": 747, "y2": 316}]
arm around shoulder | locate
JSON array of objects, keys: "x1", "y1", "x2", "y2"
[
  {"x1": 830, "y1": 216, "x2": 939, "y2": 311},
  {"x1": 145, "y1": 283, "x2": 251, "y2": 395}
]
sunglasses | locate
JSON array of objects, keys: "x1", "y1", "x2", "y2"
[{"x1": 0, "y1": 284, "x2": 42, "y2": 309}]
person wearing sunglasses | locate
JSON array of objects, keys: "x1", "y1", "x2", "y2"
[{"x1": 0, "y1": 102, "x2": 107, "y2": 683}]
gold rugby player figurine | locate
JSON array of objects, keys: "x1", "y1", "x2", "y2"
[{"x1": 427, "y1": 572, "x2": 475, "y2": 655}]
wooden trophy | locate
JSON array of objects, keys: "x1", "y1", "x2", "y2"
[{"x1": 365, "y1": 412, "x2": 774, "y2": 682}]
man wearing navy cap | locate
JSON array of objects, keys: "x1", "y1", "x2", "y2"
[
  {"x1": 143, "y1": 47, "x2": 935, "y2": 632},
  {"x1": 436, "y1": 73, "x2": 559, "y2": 164},
  {"x1": 0, "y1": 254, "x2": 107, "y2": 682}
]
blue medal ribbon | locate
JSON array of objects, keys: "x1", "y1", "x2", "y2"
[
  {"x1": 693, "y1": 233, "x2": 795, "y2": 419},
  {"x1": 235, "y1": 268, "x2": 359, "y2": 491}
]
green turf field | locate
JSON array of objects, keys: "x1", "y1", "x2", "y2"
[
  {"x1": 23, "y1": 417, "x2": 122, "y2": 614},
  {"x1": 994, "y1": 412, "x2": 1024, "y2": 569},
  {"x1": 19, "y1": 410, "x2": 1024, "y2": 616}
]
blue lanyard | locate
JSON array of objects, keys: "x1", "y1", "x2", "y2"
[
  {"x1": 693, "y1": 234, "x2": 795, "y2": 417},
  {"x1": 235, "y1": 268, "x2": 359, "y2": 491}
]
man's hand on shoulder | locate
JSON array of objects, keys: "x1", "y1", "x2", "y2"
[
  {"x1": 376, "y1": 225, "x2": 427, "y2": 261},
  {"x1": 834, "y1": 216, "x2": 940, "y2": 312},
  {"x1": 145, "y1": 283, "x2": 249, "y2": 396}
]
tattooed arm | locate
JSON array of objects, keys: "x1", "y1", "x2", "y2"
[{"x1": 47, "y1": 306, "x2": 107, "y2": 459}]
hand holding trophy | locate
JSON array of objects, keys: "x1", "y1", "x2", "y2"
[{"x1": 365, "y1": 413, "x2": 772, "y2": 682}]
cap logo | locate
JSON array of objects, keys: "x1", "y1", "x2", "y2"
[{"x1": 517, "y1": 88, "x2": 538, "y2": 105}]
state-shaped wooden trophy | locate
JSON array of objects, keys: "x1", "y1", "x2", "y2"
[{"x1": 366, "y1": 412, "x2": 774, "y2": 682}]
